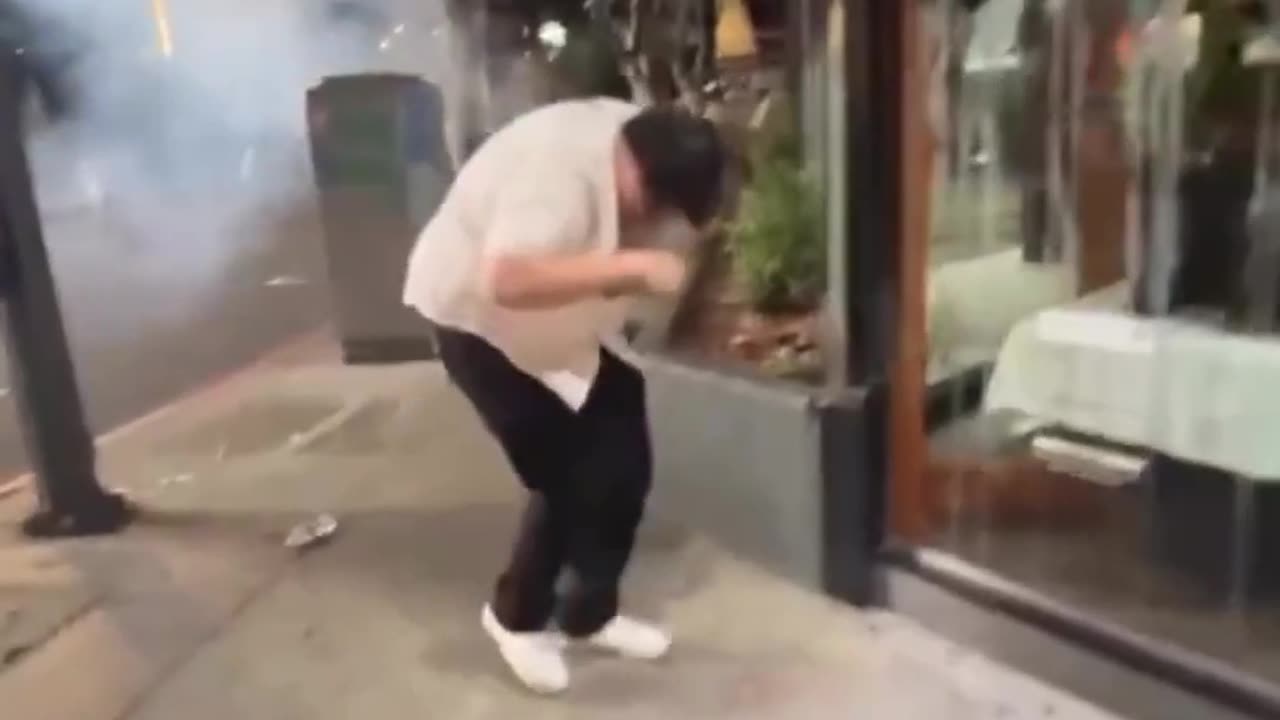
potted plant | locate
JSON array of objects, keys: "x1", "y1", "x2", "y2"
[
  {"x1": 724, "y1": 125, "x2": 827, "y2": 381},
  {"x1": 731, "y1": 128, "x2": 826, "y2": 313}
]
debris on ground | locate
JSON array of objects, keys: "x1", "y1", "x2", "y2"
[
  {"x1": 264, "y1": 275, "x2": 307, "y2": 288},
  {"x1": 157, "y1": 473, "x2": 195, "y2": 489},
  {"x1": 0, "y1": 477, "x2": 28, "y2": 501},
  {"x1": 2, "y1": 643, "x2": 32, "y2": 667},
  {"x1": 284, "y1": 514, "x2": 339, "y2": 551}
]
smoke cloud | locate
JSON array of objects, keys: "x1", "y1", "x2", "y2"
[{"x1": 12, "y1": 0, "x2": 453, "y2": 335}]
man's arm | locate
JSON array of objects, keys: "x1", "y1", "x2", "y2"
[
  {"x1": 480, "y1": 170, "x2": 685, "y2": 309},
  {"x1": 485, "y1": 249, "x2": 685, "y2": 310}
]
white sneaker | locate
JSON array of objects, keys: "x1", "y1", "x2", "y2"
[
  {"x1": 585, "y1": 615, "x2": 672, "y2": 661},
  {"x1": 481, "y1": 605, "x2": 570, "y2": 694}
]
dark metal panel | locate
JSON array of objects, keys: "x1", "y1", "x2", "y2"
[
  {"x1": 818, "y1": 387, "x2": 879, "y2": 603},
  {"x1": 843, "y1": 0, "x2": 905, "y2": 385}
]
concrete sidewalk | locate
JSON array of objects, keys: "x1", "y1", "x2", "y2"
[{"x1": 0, "y1": 343, "x2": 1126, "y2": 719}]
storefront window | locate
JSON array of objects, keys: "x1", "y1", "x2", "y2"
[{"x1": 918, "y1": 0, "x2": 1280, "y2": 684}]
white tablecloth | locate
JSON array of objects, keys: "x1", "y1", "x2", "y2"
[
  {"x1": 928, "y1": 248, "x2": 1077, "y2": 380},
  {"x1": 985, "y1": 292, "x2": 1280, "y2": 480}
]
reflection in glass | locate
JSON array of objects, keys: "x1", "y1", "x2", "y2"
[{"x1": 921, "y1": 0, "x2": 1280, "y2": 685}]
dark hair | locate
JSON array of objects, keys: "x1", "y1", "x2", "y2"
[{"x1": 621, "y1": 107, "x2": 726, "y2": 228}]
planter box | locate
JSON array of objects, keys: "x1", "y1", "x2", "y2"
[{"x1": 637, "y1": 354, "x2": 878, "y2": 603}]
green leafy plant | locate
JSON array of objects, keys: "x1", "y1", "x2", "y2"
[{"x1": 730, "y1": 130, "x2": 826, "y2": 313}]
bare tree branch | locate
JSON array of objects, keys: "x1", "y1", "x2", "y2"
[
  {"x1": 668, "y1": 0, "x2": 703, "y2": 113},
  {"x1": 594, "y1": 0, "x2": 717, "y2": 110}
]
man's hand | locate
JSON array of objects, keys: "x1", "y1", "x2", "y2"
[
  {"x1": 486, "y1": 249, "x2": 688, "y2": 309},
  {"x1": 619, "y1": 249, "x2": 688, "y2": 296}
]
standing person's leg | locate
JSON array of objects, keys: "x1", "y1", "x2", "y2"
[
  {"x1": 491, "y1": 491, "x2": 569, "y2": 631},
  {"x1": 435, "y1": 327, "x2": 577, "y2": 692},
  {"x1": 555, "y1": 350, "x2": 670, "y2": 659}
]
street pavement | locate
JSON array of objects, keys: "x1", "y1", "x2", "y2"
[{"x1": 0, "y1": 338, "x2": 1127, "y2": 719}]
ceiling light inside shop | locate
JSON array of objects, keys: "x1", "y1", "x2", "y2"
[
  {"x1": 151, "y1": 0, "x2": 174, "y2": 57},
  {"x1": 716, "y1": 0, "x2": 757, "y2": 61},
  {"x1": 538, "y1": 21, "x2": 568, "y2": 50}
]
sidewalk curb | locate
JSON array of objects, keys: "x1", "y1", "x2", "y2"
[{"x1": 0, "y1": 329, "x2": 332, "y2": 502}]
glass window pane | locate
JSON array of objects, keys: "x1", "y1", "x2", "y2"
[{"x1": 921, "y1": 0, "x2": 1280, "y2": 684}]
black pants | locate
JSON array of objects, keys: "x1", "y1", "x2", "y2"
[{"x1": 436, "y1": 327, "x2": 652, "y2": 637}]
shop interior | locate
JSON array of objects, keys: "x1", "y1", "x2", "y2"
[{"x1": 921, "y1": 0, "x2": 1280, "y2": 684}]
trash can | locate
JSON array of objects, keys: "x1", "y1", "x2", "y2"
[{"x1": 307, "y1": 73, "x2": 451, "y2": 364}]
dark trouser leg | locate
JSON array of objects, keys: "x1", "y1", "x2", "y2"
[
  {"x1": 436, "y1": 327, "x2": 575, "y2": 632},
  {"x1": 436, "y1": 328, "x2": 652, "y2": 637},
  {"x1": 491, "y1": 493, "x2": 566, "y2": 632},
  {"x1": 557, "y1": 350, "x2": 653, "y2": 638}
]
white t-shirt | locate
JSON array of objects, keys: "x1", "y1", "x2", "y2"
[{"x1": 403, "y1": 98, "x2": 642, "y2": 410}]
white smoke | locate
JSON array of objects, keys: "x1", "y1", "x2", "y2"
[{"x1": 15, "y1": 0, "x2": 452, "y2": 334}]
